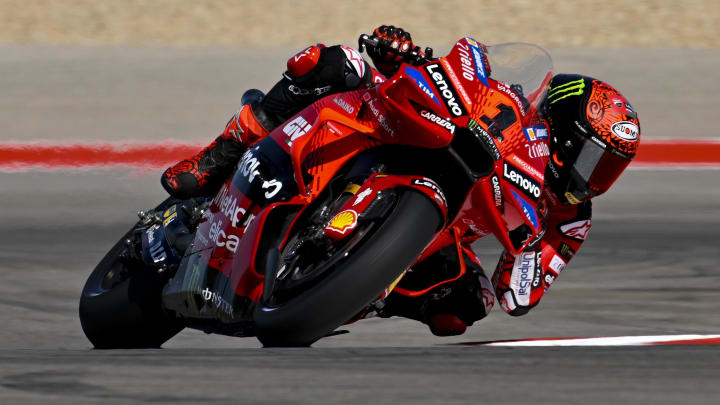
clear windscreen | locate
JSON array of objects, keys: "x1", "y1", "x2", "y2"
[{"x1": 485, "y1": 43, "x2": 553, "y2": 112}]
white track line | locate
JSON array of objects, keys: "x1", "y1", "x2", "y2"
[{"x1": 483, "y1": 334, "x2": 720, "y2": 346}]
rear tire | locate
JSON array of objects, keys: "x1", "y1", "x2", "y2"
[
  {"x1": 254, "y1": 189, "x2": 442, "y2": 347},
  {"x1": 79, "y1": 203, "x2": 185, "y2": 349}
]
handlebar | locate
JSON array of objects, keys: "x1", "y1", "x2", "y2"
[{"x1": 357, "y1": 34, "x2": 434, "y2": 66}]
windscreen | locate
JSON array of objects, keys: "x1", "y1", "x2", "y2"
[{"x1": 485, "y1": 43, "x2": 553, "y2": 113}]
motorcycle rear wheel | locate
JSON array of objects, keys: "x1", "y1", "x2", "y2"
[
  {"x1": 79, "y1": 201, "x2": 185, "y2": 349},
  {"x1": 254, "y1": 189, "x2": 442, "y2": 347}
]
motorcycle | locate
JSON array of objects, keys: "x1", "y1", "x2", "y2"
[{"x1": 79, "y1": 36, "x2": 553, "y2": 347}]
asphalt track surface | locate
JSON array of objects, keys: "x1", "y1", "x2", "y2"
[{"x1": 1, "y1": 46, "x2": 720, "y2": 403}]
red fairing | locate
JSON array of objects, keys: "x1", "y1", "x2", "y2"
[
  {"x1": 324, "y1": 173, "x2": 448, "y2": 242},
  {"x1": 186, "y1": 37, "x2": 561, "y2": 320},
  {"x1": 369, "y1": 67, "x2": 386, "y2": 84},
  {"x1": 287, "y1": 45, "x2": 324, "y2": 78}
]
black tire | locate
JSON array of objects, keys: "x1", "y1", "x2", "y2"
[
  {"x1": 79, "y1": 228, "x2": 184, "y2": 349},
  {"x1": 254, "y1": 189, "x2": 442, "y2": 347}
]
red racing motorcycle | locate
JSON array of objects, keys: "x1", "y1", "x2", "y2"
[{"x1": 79, "y1": 37, "x2": 553, "y2": 347}]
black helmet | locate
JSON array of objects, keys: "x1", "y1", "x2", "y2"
[{"x1": 543, "y1": 74, "x2": 640, "y2": 204}]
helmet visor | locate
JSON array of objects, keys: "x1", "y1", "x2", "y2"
[{"x1": 567, "y1": 138, "x2": 631, "y2": 201}]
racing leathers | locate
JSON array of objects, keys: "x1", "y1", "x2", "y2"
[
  {"x1": 161, "y1": 43, "x2": 382, "y2": 199},
  {"x1": 491, "y1": 194, "x2": 591, "y2": 316},
  {"x1": 160, "y1": 29, "x2": 593, "y2": 336}
]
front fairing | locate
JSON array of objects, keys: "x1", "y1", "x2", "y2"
[{"x1": 378, "y1": 38, "x2": 553, "y2": 254}]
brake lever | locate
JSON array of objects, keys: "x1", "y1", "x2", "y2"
[{"x1": 358, "y1": 34, "x2": 379, "y2": 53}]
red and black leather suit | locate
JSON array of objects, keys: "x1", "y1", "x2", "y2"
[{"x1": 161, "y1": 27, "x2": 604, "y2": 336}]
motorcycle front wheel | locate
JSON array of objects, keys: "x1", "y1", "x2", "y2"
[{"x1": 254, "y1": 188, "x2": 443, "y2": 347}]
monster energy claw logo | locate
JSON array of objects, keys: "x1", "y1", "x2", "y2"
[{"x1": 548, "y1": 79, "x2": 585, "y2": 104}]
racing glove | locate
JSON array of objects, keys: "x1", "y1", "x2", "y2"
[{"x1": 364, "y1": 25, "x2": 424, "y2": 77}]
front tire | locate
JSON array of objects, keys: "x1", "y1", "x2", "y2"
[{"x1": 254, "y1": 189, "x2": 442, "y2": 347}]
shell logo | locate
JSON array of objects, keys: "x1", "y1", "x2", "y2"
[{"x1": 327, "y1": 209, "x2": 358, "y2": 234}]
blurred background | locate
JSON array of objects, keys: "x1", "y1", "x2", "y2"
[
  {"x1": 2, "y1": 0, "x2": 718, "y2": 146},
  {"x1": 1, "y1": 0, "x2": 719, "y2": 346},
  {"x1": 1, "y1": 2, "x2": 719, "y2": 403},
  {"x1": 2, "y1": 0, "x2": 718, "y2": 47}
]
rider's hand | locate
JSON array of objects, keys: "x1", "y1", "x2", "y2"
[{"x1": 365, "y1": 25, "x2": 422, "y2": 77}]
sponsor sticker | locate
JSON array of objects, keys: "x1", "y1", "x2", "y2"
[
  {"x1": 454, "y1": 40, "x2": 476, "y2": 83},
  {"x1": 611, "y1": 121, "x2": 639, "y2": 141},
  {"x1": 283, "y1": 116, "x2": 312, "y2": 146},
  {"x1": 146, "y1": 225, "x2": 167, "y2": 263},
  {"x1": 441, "y1": 59, "x2": 472, "y2": 106},
  {"x1": 564, "y1": 192, "x2": 582, "y2": 205},
  {"x1": 468, "y1": 119, "x2": 501, "y2": 161},
  {"x1": 549, "y1": 254, "x2": 567, "y2": 274},
  {"x1": 363, "y1": 93, "x2": 396, "y2": 137},
  {"x1": 237, "y1": 151, "x2": 284, "y2": 200},
  {"x1": 420, "y1": 110, "x2": 456, "y2": 134},
  {"x1": 411, "y1": 178, "x2": 447, "y2": 206},
  {"x1": 352, "y1": 188, "x2": 373, "y2": 206},
  {"x1": 404, "y1": 66, "x2": 441, "y2": 105},
  {"x1": 503, "y1": 161, "x2": 542, "y2": 202},
  {"x1": 333, "y1": 96, "x2": 355, "y2": 114},
  {"x1": 462, "y1": 218, "x2": 488, "y2": 236},
  {"x1": 548, "y1": 78, "x2": 585, "y2": 105},
  {"x1": 201, "y1": 287, "x2": 234, "y2": 318},
  {"x1": 511, "y1": 252, "x2": 536, "y2": 305},
  {"x1": 544, "y1": 273, "x2": 556, "y2": 287},
  {"x1": 510, "y1": 154, "x2": 544, "y2": 179},
  {"x1": 497, "y1": 82, "x2": 526, "y2": 116},
  {"x1": 524, "y1": 126, "x2": 549, "y2": 142},
  {"x1": 163, "y1": 205, "x2": 176, "y2": 218},
  {"x1": 162, "y1": 211, "x2": 177, "y2": 227},
  {"x1": 559, "y1": 219, "x2": 591, "y2": 240},
  {"x1": 490, "y1": 174, "x2": 503, "y2": 209},
  {"x1": 465, "y1": 37, "x2": 489, "y2": 87},
  {"x1": 559, "y1": 243, "x2": 575, "y2": 259},
  {"x1": 425, "y1": 63, "x2": 468, "y2": 117},
  {"x1": 525, "y1": 141, "x2": 550, "y2": 159},
  {"x1": 327, "y1": 209, "x2": 358, "y2": 234},
  {"x1": 209, "y1": 219, "x2": 240, "y2": 252},
  {"x1": 510, "y1": 189, "x2": 539, "y2": 229}
]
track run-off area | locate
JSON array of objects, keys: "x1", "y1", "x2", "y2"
[{"x1": 2, "y1": 139, "x2": 720, "y2": 170}]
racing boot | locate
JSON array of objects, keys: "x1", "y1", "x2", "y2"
[{"x1": 161, "y1": 91, "x2": 270, "y2": 199}]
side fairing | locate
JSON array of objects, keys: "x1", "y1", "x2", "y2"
[{"x1": 162, "y1": 136, "x2": 301, "y2": 324}]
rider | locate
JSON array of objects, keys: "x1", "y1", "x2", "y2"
[{"x1": 161, "y1": 26, "x2": 641, "y2": 336}]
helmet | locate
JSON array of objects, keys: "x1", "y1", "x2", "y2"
[{"x1": 543, "y1": 74, "x2": 640, "y2": 204}]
